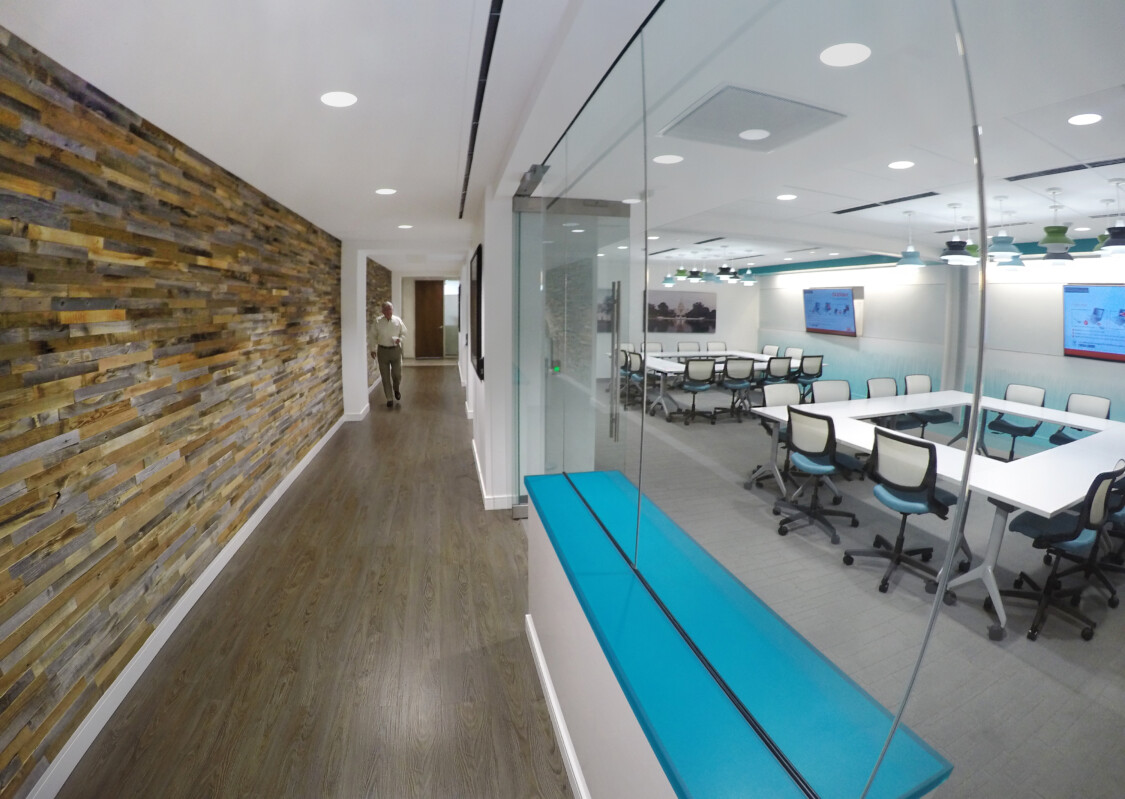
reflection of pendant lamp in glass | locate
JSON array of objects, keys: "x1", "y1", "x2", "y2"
[
  {"x1": 896, "y1": 211, "x2": 925, "y2": 267},
  {"x1": 1039, "y1": 189, "x2": 1074, "y2": 260},
  {"x1": 988, "y1": 198, "x2": 1021, "y2": 262},
  {"x1": 940, "y1": 203, "x2": 977, "y2": 265},
  {"x1": 662, "y1": 273, "x2": 675, "y2": 287},
  {"x1": 1101, "y1": 179, "x2": 1125, "y2": 256}
]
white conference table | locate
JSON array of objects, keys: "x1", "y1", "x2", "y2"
[
  {"x1": 643, "y1": 351, "x2": 800, "y2": 419},
  {"x1": 752, "y1": 390, "x2": 1125, "y2": 639}
]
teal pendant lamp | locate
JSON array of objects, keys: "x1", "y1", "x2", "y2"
[
  {"x1": 662, "y1": 273, "x2": 675, "y2": 287},
  {"x1": 896, "y1": 210, "x2": 925, "y2": 267},
  {"x1": 1101, "y1": 179, "x2": 1125, "y2": 256},
  {"x1": 940, "y1": 203, "x2": 978, "y2": 265},
  {"x1": 738, "y1": 268, "x2": 756, "y2": 286},
  {"x1": 1039, "y1": 189, "x2": 1074, "y2": 260},
  {"x1": 988, "y1": 198, "x2": 1021, "y2": 262}
]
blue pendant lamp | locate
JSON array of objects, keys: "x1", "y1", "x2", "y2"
[
  {"x1": 1039, "y1": 188, "x2": 1074, "y2": 260},
  {"x1": 738, "y1": 268, "x2": 756, "y2": 286},
  {"x1": 662, "y1": 273, "x2": 675, "y2": 287},
  {"x1": 1101, "y1": 179, "x2": 1125, "y2": 256},
  {"x1": 896, "y1": 210, "x2": 925, "y2": 267},
  {"x1": 940, "y1": 202, "x2": 978, "y2": 265},
  {"x1": 987, "y1": 197, "x2": 1021, "y2": 263}
]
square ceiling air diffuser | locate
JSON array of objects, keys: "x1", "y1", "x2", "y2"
[{"x1": 660, "y1": 85, "x2": 845, "y2": 152}]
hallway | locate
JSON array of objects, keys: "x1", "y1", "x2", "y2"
[{"x1": 58, "y1": 365, "x2": 572, "y2": 798}]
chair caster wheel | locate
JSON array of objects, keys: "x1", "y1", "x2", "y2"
[
  {"x1": 772, "y1": 508, "x2": 781, "y2": 516},
  {"x1": 1013, "y1": 577, "x2": 1024, "y2": 589},
  {"x1": 957, "y1": 559, "x2": 970, "y2": 573},
  {"x1": 1027, "y1": 629, "x2": 1040, "y2": 641},
  {"x1": 988, "y1": 624, "x2": 1005, "y2": 641},
  {"x1": 850, "y1": 518, "x2": 859, "y2": 527},
  {"x1": 925, "y1": 580, "x2": 937, "y2": 594},
  {"x1": 778, "y1": 526, "x2": 788, "y2": 536},
  {"x1": 830, "y1": 535, "x2": 840, "y2": 545},
  {"x1": 983, "y1": 597, "x2": 994, "y2": 613},
  {"x1": 648, "y1": 408, "x2": 656, "y2": 416},
  {"x1": 943, "y1": 591, "x2": 957, "y2": 606},
  {"x1": 1110, "y1": 595, "x2": 1120, "y2": 609},
  {"x1": 684, "y1": 420, "x2": 690, "y2": 426},
  {"x1": 831, "y1": 495, "x2": 842, "y2": 506},
  {"x1": 878, "y1": 581, "x2": 889, "y2": 593},
  {"x1": 843, "y1": 554, "x2": 854, "y2": 565},
  {"x1": 921, "y1": 552, "x2": 932, "y2": 563},
  {"x1": 1081, "y1": 627, "x2": 1094, "y2": 641},
  {"x1": 736, "y1": 418, "x2": 743, "y2": 423},
  {"x1": 1043, "y1": 553, "x2": 1053, "y2": 566},
  {"x1": 666, "y1": 416, "x2": 674, "y2": 423},
  {"x1": 710, "y1": 418, "x2": 716, "y2": 425}
]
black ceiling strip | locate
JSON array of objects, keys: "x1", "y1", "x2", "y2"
[
  {"x1": 692, "y1": 236, "x2": 725, "y2": 245},
  {"x1": 649, "y1": 247, "x2": 677, "y2": 255},
  {"x1": 562, "y1": 472, "x2": 821, "y2": 799},
  {"x1": 833, "y1": 202, "x2": 880, "y2": 215},
  {"x1": 1004, "y1": 155, "x2": 1125, "y2": 183},
  {"x1": 458, "y1": 0, "x2": 504, "y2": 219},
  {"x1": 833, "y1": 191, "x2": 938, "y2": 215},
  {"x1": 1087, "y1": 155, "x2": 1125, "y2": 169}
]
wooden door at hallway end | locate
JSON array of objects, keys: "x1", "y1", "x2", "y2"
[{"x1": 415, "y1": 280, "x2": 445, "y2": 358}]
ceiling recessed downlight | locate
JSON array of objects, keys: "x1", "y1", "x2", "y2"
[
  {"x1": 819, "y1": 43, "x2": 871, "y2": 67},
  {"x1": 652, "y1": 154, "x2": 684, "y2": 164},
  {"x1": 597, "y1": 253, "x2": 605, "y2": 257},
  {"x1": 777, "y1": 193, "x2": 797, "y2": 201},
  {"x1": 738, "y1": 128, "x2": 771, "y2": 141},
  {"x1": 888, "y1": 160, "x2": 915, "y2": 170},
  {"x1": 648, "y1": 236, "x2": 660, "y2": 240},
  {"x1": 617, "y1": 245, "x2": 628, "y2": 250},
  {"x1": 320, "y1": 91, "x2": 358, "y2": 107},
  {"x1": 622, "y1": 198, "x2": 641, "y2": 204},
  {"x1": 829, "y1": 252, "x2": 840, "y2": 256},
  {"x1": 375, "y1": 188, "x2": 397, "y2": 195},
  {"x1": 1068, "y1": 113, "x2": 1102, "y2": 126},
  {"x1": 571, "y1": 228, "x2": 585, "y2": 233},
  {"x1": 397, "y1": 224, "x2": 413, "y2": 229},
  {"x1": 1075, "y1": 226, "x2": 1091, "y2": 232},
  {"x1": 783, "y1": 257, "x2": 793, "y2": 261}
]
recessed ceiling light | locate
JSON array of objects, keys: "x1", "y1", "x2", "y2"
[
  {"x1": 652, "y1": 154, "x2": 684, "y2": 165},
  {"x1": 648, "y1": 236, "x2": 660, "y2": 240},
  {"x1": 617, "y1": 245, "x2": 628, "y2": 250},
  {"x1": 597, "y1": 253, "x2": 605, "y2": 257},
  {"x1": 888, "y1": 160, "x2": 915, "y2": 169},
  {"x1": 829, "y1": 252, "x2": 840, "y2": 256},
  {"x1": 375, "y1": 188, "x2": 397, "y2": 195},
  {"x1": 1068, "y1": 113, "x2": 1102, "y2": 126},
  {"x1": 320, "y1": 91, "x2": 357, "y2": 107},
  {"x1": 622, "y1": 198, "x2": 641, "y2": 204},
  {"x1": 783, "y1": 257, "x2": 793, "y2": 261},
  {"x1": 571, "y1": 228, "x2": 585, "y2": 233},
  {"x1": 777, "y1": 193, "x2": 797, "y2": 201},
  {"x1": 738, "y1": 128, "x2": 771, "y2": 141},
  {"x1": 563, "y1": 222, "x2": 578, "y2": 227},
  {"x1": 397, "y1": 224, "x2": 413, "y2": 229},
  {"x1": 1075, "y1": 226, "x2": 1091, "y2": 232},
  {"x1": 819, "y1": 43, "x2": 871, "y2": 67}
]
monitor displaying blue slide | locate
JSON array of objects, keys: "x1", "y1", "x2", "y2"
[
  {"x1": 1063, "y1": 284, "x2": 1125, "y2": 362},
  {"x1": 803, "y1": 288, "x2": 857, "y2": 336}
]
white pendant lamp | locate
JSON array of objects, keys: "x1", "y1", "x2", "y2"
[{"x1": 896, "y1": 210, "x2": 925, "y2": 267}]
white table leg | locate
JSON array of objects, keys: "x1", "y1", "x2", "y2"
[
  {"x1": 746, "y1": 422, "x2": 785, "y2": 495},
  {"x1": 945, "y1": 498, "x2": 1013, "y2": 640}
]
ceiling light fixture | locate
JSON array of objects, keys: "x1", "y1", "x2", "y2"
[
  {"x1": 687, "y1": 268, "x2": 703, "y2": 283},
  {"x1": 1039, "y1": 188, "x2": 1074, "y2": 260},
  {"x1": 738, "y1": 268, "x2": 756, "y2": 286},
  {"x1": 777, "y1": 193, "x2": 797, "y2": 201},
  {"x1": 622, "y1": 198, "x2": 641, "y2": 204},
  {"x1": 648, "y1": 235, "x2": 660, "y2": 240},
  {"x1": 819, "y1": 42, "x2": 872, "y2": 67},
  {"x1": 375, "y1": 188, "x2": 397, "y2": 195},
  {"x1": 738, "y1": 128, "x2": 771, "y2": 141},
  {"x1": 320, "y1": 91, "x2": 358, "y2": 107},
  {"x1": 717, "y1": 264, "x2": 735, "y2": 281},
  {"x1": 571, "y1": 228, "x2": 585, "y2": 233},
  {"x1": 1067, "y1": 113, "x2": 1102, "y2": 126},
  {"x1": 987, "y1": 196, "x2": 1020, "y2": 263},
  {"x1": 397, "y1": 224, "x2": 413, "y2": 229},
  {"x1": 617, "y1": 245, "x2": 628, "y2": 250},
  {"x1": 940, "y1": 203, "x2": 977, "y2": 265},
  {"x1": 896, "y1": 210, "x2": 925, "y2": 267},
  {"x1": 675, "y1": 266, "x2": 688, "y2": 281},
  {"x1": 652, "y1": 154, "x2": 684, "y2": 164},
  {"x1": 888, "y1": 160, "x2": 915, "y2": 170},
  {"x1": 662, "y1": 274, "x2": 675, "y2": 287},
  {"x1": 1100, "y1": 178, "x2": 1125, "y2": 255}
]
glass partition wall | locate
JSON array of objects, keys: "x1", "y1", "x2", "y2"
[{"x1": 516, "y1": 0, "x2": 1125, "y2": 794}]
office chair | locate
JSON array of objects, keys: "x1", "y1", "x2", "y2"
[
  {"x1": 1048, "y1": 393, "x2": 1110, "y2": 446},
  {"x1": 617, "y1": 349, "x2": 638, "y2": 408},
  {"x1": 811, "y1": 379, "x2": 850, "y2": 403},
  {"x1": 843, "y1": 427, "x2": 958, "y2": 594},
  {"x1": 747, "y1": 381, "x2": 802, "y2": 492},
  {"x1": 763, "y1": 356, "x2": 794, "y2": 384},
  {"x1": 904, "y1": 374, "x2": 955, "y2": 439},
  {"x1": 994, "y1": 460, "x2": 1125, "y2": 641},
  {"x1": 762, "y1": 344, "x2": 779, "y2": 357},
  {"x1": 677, "y1": 341, "x2": 701, "y2": 352},
  {"x1": 714, "y1": 357, "x2": 754, "y2": 422},
  {"x1": 784, "y1": 347, "x2": 803, "y2": 376},
  {"x1": 707, "y1": 341, "x2": 727, "y2": 352},
  {"x1": 772, "y1": 406, "x2": 861, "y2": 544},
  {"x1": 680, "y1": 358, "x2": 717, "y2": 425},
  {"x1": 866, "y1": 376, "x2": 908, "y2": 429},
  {"x1": 985, "y1": 383, "x2": 1045, "y2": 461},
  {"x1": 795, "y1": 355, "x2": 824, "y2": 401},
  {"x1": 642, "y1": 341, "x2": 663, "y2": 353},
  {"x1": 624, "y1": 351, "x2": 646, "y2": 409},
  {"x1": 620, "y1": 343, "x2": 636, "y2": 352}
]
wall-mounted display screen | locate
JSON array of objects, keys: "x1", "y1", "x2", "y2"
[
  {"x1": 1063, "y1": 284, "x2": 1125, "y2": 362},
  {"x1": 803, "y1": 287, "x2": 857, "y2": 336}
]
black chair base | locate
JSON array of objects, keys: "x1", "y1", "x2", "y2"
[
  {"x1": 772, "y1": 479, "x2": 857, "y2": 545},
  {"x1": 995, "y1": 566, "x2": 1097, "y2": 641},
  {"x1": 680, "y1": 391, "x2": 716, "y2": 425},
  {"x1": 713, "y1": 388, "x2": 750, "y2": 423},
  {"x1": 843, "y1": 519, "x2": 936, "y2": 593}
]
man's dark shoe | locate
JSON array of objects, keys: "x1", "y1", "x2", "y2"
[
  {"x1": 387, "y1": 400, "x2": 393, "y2": 408},
  {"x1": 394, "y1": 390, "x2": 401, "y2": 400}
]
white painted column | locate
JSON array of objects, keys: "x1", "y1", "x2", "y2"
[{"x1": 341, "y1": 240, "x2": 370, "y2": 421}]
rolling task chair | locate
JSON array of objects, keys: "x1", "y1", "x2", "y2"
[
  {"x1": 810, "y1": 379, "x2": 850, "y2": 403},
  {"x1": 772, "y1": 406, "x2": 861, "y2": 544},
  {"x1": 714, "y1": 357, "x2": 755, "y2": 422},
  {"x1": 994, "y1": 459, "x2": 1125, "y2": 640},
  {"x1": 762, "y1": 344, "x2": 780, "y2": 357},
  {"x1": 677, "y1": 341, "x2": 701, "y2": 352},
  {"x1": 986, "y1": 383, "x2": 1046, "y2": 461},
  {"x1": 784, "y1": 347, "x2": 804, "y2": 376},
  {"x1": 679, "y1": 358, "x2": 717, "y2": 425},
  {"x1": 747, "y1": 381, "x2": 802, "y2": 493},
  {"x1": 844, "y1": 427, "x2": 958, "y2": 594},
  {"x1": 795, "y1": 355, "x2": 824, "y2": 401},
  {"x1": 904, "y1": 374, "x2": 955, "y2": 439},
  {"x1": 1048, "y1": 393, "x2": 1110, "y2": 446},
  {"x1": 707, "y1": 341, "x2": 727, "y2": 352}
]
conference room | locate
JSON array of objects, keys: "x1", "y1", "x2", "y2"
[{"x1": 515, "y1": 0, "x2": 1125, "y2": 795}]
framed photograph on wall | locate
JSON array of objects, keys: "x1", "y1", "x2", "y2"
[
  {"x1": 470, "y1": 244, "x2": 484, "y2": 380},
  {"x1": 646, "y1": 289, "x2": 717, "y2": 334}
]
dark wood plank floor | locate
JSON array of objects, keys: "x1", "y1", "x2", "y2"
[{"x1": 58, "y1": 365, "x2": 572, "y2": 799}]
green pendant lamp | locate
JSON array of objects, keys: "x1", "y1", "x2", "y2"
[
  {"x1": 1039, "y1": 189, "x2": 1074, "y2": 260},
  {"x1": 674, "y1": 265, "x2": 688, "y2": 281}
]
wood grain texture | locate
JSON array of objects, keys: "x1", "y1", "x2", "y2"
[
  {"x1": 0, "y1": 27, "x2": 342, "y2": 798},
  {"x1": 54, "y1": 366, "x2": 572, "y2": 799}
]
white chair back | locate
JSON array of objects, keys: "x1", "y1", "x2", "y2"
[
  {"x1": 811, "y1": 380, "x2": 851, "y2": 403},
  {"x1": 767, "y1": 356, "x2": 791, "y2": 379},
  {"x1": 763, "y1": 382, "x2": 801, "y2": 407},
  {"x1": 762, "y1": 344, "x2": 779, "y2": 357},
  {"x1": 784, "y1": 347, "x2": 803, "y2": 361},
  {"x1": 678, "y1": 341, "x2": 701, "y2": 352},
  {"x1": 787, "y1": 406, "x2": 832, "y2": 456},
  {"x1": 799, "y1": 355, "x2": 823, "y2": 377},
  {"x1": 904, "y1": 374, "x2": 932, "y2": 394},
  {"x1": 1066, "y1": 393, "x2": 1110, "y2": 419},
  {"x1": 707, "y1": 341, "x2": 726, "y2": 352},
  {"x1": 872, "y1": 428, "x2": 934, "y2": 491},
  {"x1": 1004, "y1": 383, "x2": 1045, "y2": 407},
  {"x1": 684, "y1": 358, "x2": 716, "y2": 382},
  {"x1": 867, "y1": 377, "x2": 898, "y2": 399},
  {"x1": 724, "y1": 358, "x2": 754, "y2": 380}
]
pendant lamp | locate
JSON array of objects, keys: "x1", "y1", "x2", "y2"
[
  {"x1": 674, "y1": 265, "x2": 688, "y2": 281},
  {"x1": 662, "y1": 273, "x2": 675, "y2": 287},
  {"x1": 717, "y1": 264, "x2": 735, "y2": 281},
  {"x1": 738, "y1": 268, "x2": 756, "y2": 286},
  {"x1": 987, "y1": 198, "x2": 1021, "y2": 262},
  {"x1": 940, "y1": 203, "x2": 978, "y2": 265},
  {"x1": 687, "y1": 268, "x2": 702, "y2": 283},
  {"x1": 896, "y1": 211, "x2": 925, "y2": 267},
  {"x1": 1039, "y1": 189, "x2": 1074, "y2": 260},
  {"x1": 1101, "y1": 179, "x2": 1125, "y2": 256}
]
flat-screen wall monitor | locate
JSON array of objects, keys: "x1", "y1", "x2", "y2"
[
  {"x1": 1063, "y1": 284, "x2": 1125, "y2": 362},
  {"x1": 803, "y1": 287, "x2": 857, "y2": 336}
]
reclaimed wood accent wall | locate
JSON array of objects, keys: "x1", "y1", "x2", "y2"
[
  {"x1": 366, "y1": 258, "x2": 391, "y2": 387},
  {"x1": 0, "y1": 28, "x2": 342, "y2": 797}
]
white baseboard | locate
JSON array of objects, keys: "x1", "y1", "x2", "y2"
[
  {"x1": 465, "y1": 400, "x2": 473, "y2": 419},
  {"x1": 26, "y1": 415, "x2": 346, "y2": 799},
  {"x1": 344, "y1": 403, "x2": 369, "y2": 422},
  {"x1": 525, "y1": 614, "x2": 591, "y2": 799},
  {"x1": 470, "y1": 438, "x2": 513, "y2": 510}
]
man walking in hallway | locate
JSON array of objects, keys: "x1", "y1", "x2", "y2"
[{"x1": 370, "y1": 301, "x2": 408, "y2": 407}]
